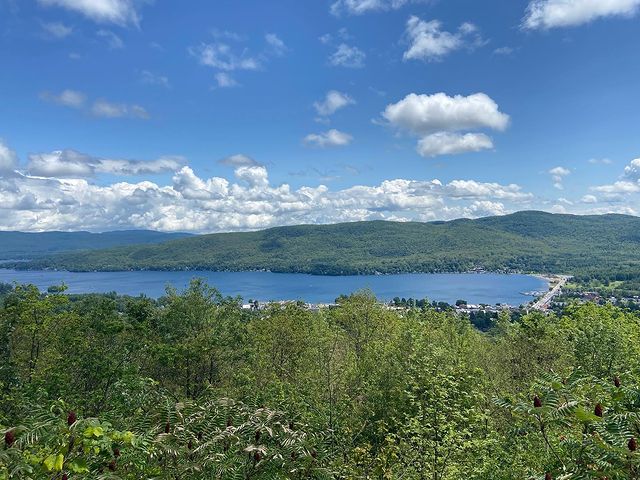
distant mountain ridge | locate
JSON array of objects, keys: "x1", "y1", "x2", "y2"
[
  {"x1": 0, "y1": 230, "x2": 192, "y2": 260},
  {"x1": 8, "y1": 212, "x2": 640, "y2": 290}
]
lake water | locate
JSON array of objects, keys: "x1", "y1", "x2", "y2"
[{"x1": 0, "y1": 270, "x2": 548, "y2": 306}]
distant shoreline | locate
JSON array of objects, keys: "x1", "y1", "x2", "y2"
[{"x1": 0, "y1": 265, "x2": 553, "y2": 279}]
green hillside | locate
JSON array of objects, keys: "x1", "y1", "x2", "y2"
[
  {"x1": 0, "y1": 230, "x2": 192, "y2": 260},
  {"x1": 11, "y1": 212, "x2": 640, "y2": 289}
]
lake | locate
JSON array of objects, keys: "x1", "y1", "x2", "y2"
[{"x1": 0, "y1": 270, "x2": 548, "y2": 306}]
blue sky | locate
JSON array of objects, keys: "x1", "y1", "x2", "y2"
[{"x1": 0, "y1": 0, "x2": 639, "y2": 232}]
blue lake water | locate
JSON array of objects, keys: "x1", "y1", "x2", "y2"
[{"x1": 0, "y1": 270, "x2": 548, "y2": 306}]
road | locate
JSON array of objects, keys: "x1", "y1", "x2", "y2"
[{"x1": 531, "y1": 275, "x2": 571, "y2": 310}]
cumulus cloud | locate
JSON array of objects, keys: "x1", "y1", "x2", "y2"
[
  {"x1": 417, "y1": 132, "x2": 494, "y2": 157},
  {"x1": 0, "y1": 160, "x2": 536, "y2": 232},
  {"x1": 38, "y1": 0, "x2": 143, "y2": 26},
  {"x1": 549, "y1": 166, "x2": 571, "y2": 189},
  {"x1": 581, "y1": 194, "x2": 598, "y2": 203},
  {"x1": 92, "y1": 100, "x2": 149, "y2": 119},
  {"x1": 403, "y1": 17, "x2": 486, "y2": 62},
  {"x1": 329, "y1": 44, "x2": 366, "y2": 68},
  {"x1": 40, "y1": 89, "x2": 86, "y2": 108},
  {"x1": 588, "y1": 158, "x2": 640, "y2": 198},
  {"x1": 523, "y1": 0, "x2": 640, "y2": 29},
  {"x1": 330, "y1": 0, "x2": 430, "y2": 16},
  {"x1": 383, "y1": 93, "x2": 510, "y2": 134},
  {"x1": 624, "y1": 158, "x2": 640, "y2": 180},
  {"x1": 0, "y1": 140, "x2": 18, "y2": 173},
  {"x1": 314, "y1": 90, "x2": 355, "y2": 117},
  {"x1": 304, "y1": 129, "x2": 354, "y2": 148},
  {"x1": 26, "y1": 150, "x2": 185, "y2": 177},
  {"x1": 382, "y1": 92, "x2": 510, "y2": 157}
]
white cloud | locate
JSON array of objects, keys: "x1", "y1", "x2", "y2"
[
  {"x1": 588, "y1": 158, "x2": 613, "y2": 165},
  {"x1": 417, "y1": 132, "x2": 494, "y2": 157},
  {"x1": 234, "y1": 165, "x2": 270, "y2": 188},
  {"x1": 329, "y1": 44, "x2": 366, "y2": 68},
  {"x1": 467, "y1": 200, "x2": 507, "y2": 217},
  {"x1": 41, "y1": 89, "x2": 86, "y2": 108},
  {"x1": 523, "y1": 0, "x2": 640, "y2": 29},
  {"x1": 581, "y1": 194, "x2": 598, "y2": 203},
  {"x1": 319, "y1": 28, "x2": 352, "y2": 45},
  {"x1": 218, "y1": 154, "x2": 260, "y2": 167},
  {"x1": 41, "y1": 21, "x2": 73, "y2": 39},
  {"x1": 549, "y1": 166, "x2": 571, "y2": 176},
  {"x1": 214, "y1": 72, "x2": 239, "y2": 88},
  {"x1": 304, "y1": 129, "x2": 354, "y2": 148},
  {"x1": 0, "y1": 140, "x2": 18, "y2": 173},
  {"x1": 330, "y1": 0, "x2": 429, "y2": 16},
  {"x1": 382, "y1": 92, "x2": 509, "y2": 158},
  {"x1": 592, "y1": 181, "x2": 640, "y2": 194},
  {"x1": 97, "y1": 29, "x2": 124, "y2": 49},
  {"x1": 549, "y1": 166, "x2": 571, "y2": 189},
  {"x1": 624, "y1": 158, "x2": 640, "y2": 180},
  {"x1": 444, "y1": 180, "x2": 532, "y2": 201},
  {"x1": 38, "y1": 0, "x2": 143, "y2": 26},
  {"x1": 0, "y1": 161, "x2": 536, "y2": 232},
  {"x1": 92, "y1": 100, "x2": 149, "y2": 119},
  {"x1": 586, "y1": 158, "x2": 640, "y2": 201},
  {"x1": 190, "y1": 42, "x2": 260, "y2": 71},
  {"x1": 140, "y1": 70, "x2": 170, "y2": 88},
  {"x1": 190, "y1": 33, "x2": 287, "y2": 89},
  {"x1": 265, "y1": 33, "x2": 288, "y2": 56},
  {"x1": 403, "y1": 17, "x2": 485, "y2": 62},
  {"x1": 383, "y1": 93, "x2": 510, "y2": 134},
  {"x1": 42, "y1": 91, "x2": 148, "y2": 120},
  {"x1": 314, "y1": 90, "x2": 355, "y2": 116},
  {"x1": 26, "y1": 149, "x2": 184, "y2": 177}
]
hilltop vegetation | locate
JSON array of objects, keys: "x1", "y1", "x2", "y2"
[
  {"x1": 2, "y1": 282, "x2": 640, "y2": 478},
  {"x1": 0, "y1": 230, "x2": 191, "y2": 260},
  {"x1": 12, "y1": 211, "x2": 640, "y2": 294}
]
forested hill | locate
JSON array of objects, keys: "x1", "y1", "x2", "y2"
[
  {"x1": 10, "y1": 211, "x2": 640, "y2": 282},
  {"x1": 0, "y1": 230, "x2": 192, "y2": 260}
]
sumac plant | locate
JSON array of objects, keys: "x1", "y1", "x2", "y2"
[
  {"x1": 496, "y1": 369, "x2": 640, "y2": 479},
  {"x1": 130, "y1": 396, "x2": 331, "y2": 479},
  {"x1": 1, "y1": 397, "x2": 331, "y2": 479},
  {"x1": 0, "y1": 401, "x2": 135, "y2": 479}
]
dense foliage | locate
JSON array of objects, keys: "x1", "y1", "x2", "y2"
[
  {"x1": 2, "y1": 281, "x2": 640, "y2": 478},
  {"x1": 12, "y1": 212, "x2": 640, "y2": 293},
  {"x1": 0, "y1": 231, "x2": 191, "y2": 261}
]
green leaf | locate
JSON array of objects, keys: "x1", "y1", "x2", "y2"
[
  {"x1": 43, "y1": 454, "x2": 64, "y2": 472},
  {"x1": 54, "y1": 454, "x2": 64, "y2": 472},
  {"x1": 70, "y1": 458, "x2": 89, "y2": 473},
  {"x1": 43, "y1": 455, "x2": 57, "y2": 472}
]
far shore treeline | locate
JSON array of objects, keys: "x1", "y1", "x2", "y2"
[
  {"x1": 2, "y1": 281, "x2": 640, "y2": 478},
  {"x1": 5, "y1": 211, "x2": 640, "y2": 297}
]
